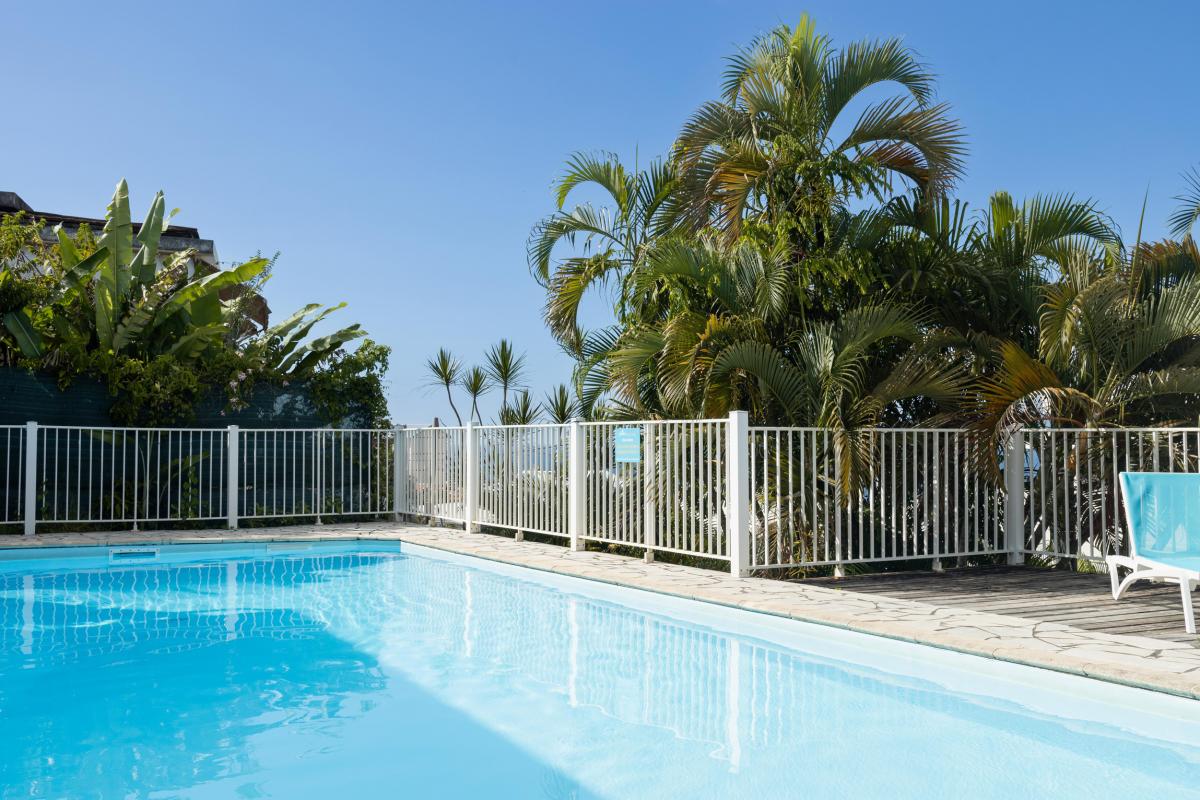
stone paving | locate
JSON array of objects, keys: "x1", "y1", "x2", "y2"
[{"x1": 3, "y1": 521, "x2": 1199, "y2": 700}]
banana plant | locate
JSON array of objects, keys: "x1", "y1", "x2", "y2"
[
  {"x1": 3, "y1": 179, "x2": 370, "y2": 378},
  {"x1": 6, "y1": 180, "x2": 272, "y2": 363},
  {"x1": 239, "y1": 302, "x2": 364, "y2": 378}
]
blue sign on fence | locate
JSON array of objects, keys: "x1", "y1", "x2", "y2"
[{"x1": 613, "y1": 427, "x2": 642, "y2": 463}]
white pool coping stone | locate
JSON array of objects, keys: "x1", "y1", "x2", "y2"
[{"x1": 2, "y1": 521, "x2": 1198, "y2": 700}]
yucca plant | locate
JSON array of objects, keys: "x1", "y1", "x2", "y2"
[
  {"x1": 459, "y1": 366, "x2": 491, "y2": 424},
  {"x1": 485, "y1": 339, "x2": 527, "y2": 413},
  {"x1": 424, "y1": 348, "x2": 463, "y2": 426},
  {"x1": 543, "y1": 384, "x2": 577, "y2": 423},
  {"x1": 498, "y1": 390, "x2": 541, "y2": 425}
]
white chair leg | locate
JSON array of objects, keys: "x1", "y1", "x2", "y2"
[
  {"x1": 1184, "y1": 582, "x2": 1197, "y2": 635},
  {"x1": 1109, "y1": 563, "x2": 1121, "y2": 600}
]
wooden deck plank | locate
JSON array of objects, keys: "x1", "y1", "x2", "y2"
[{"x1": 798, "y1": 566, "x2": 1199, "y2": 648}]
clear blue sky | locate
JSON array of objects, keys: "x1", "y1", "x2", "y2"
[{"x1": 6, "y1": 1, "x2": 1198, "y2": 424}]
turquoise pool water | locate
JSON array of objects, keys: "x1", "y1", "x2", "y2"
[{"x1": 0, "y1": 543, "x2": 1197, "y2": 799}]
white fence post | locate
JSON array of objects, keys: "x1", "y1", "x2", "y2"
[
  {"x1": 22, "y1": 421, "x2": 37, "y2": 537},
  {"x1": 832, "y1": 441, "x2": 845, "y2": 578},
  {"x1": 393, "y1": 425, "x2": 406, "y2": 521},
  {"x1": 727, "y1": 411, "x2": 750, "y2": 577},
  {"x1": 464, "y1": 422, "x2": 479, "y2": 532},
  {"x1": 1004, "y1": 431, "x2": 1025, "y2": 565},
  {"x1": 568, "y1": 420, "x2": 586, "y2": 551},
  {"x1": 643, "y1": 424, "x2": 657, "y2": 561},
  {"x1": 931, "y1": 432, "x2": 943, "y2": 573},
  {"x1": 315, "y1": 431, "x2": 325, "y2": 524},
  {"x1": 226, "y1": 425, "x2": 239, "y2": 530}
]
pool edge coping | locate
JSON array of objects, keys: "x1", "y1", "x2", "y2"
[{"x1": 390, "y1": 534, "x2": 1200, "y2": 703}]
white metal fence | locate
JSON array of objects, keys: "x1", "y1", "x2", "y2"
[
  {"x1": 1, "y1": 426, "x2": 27, "y2": 525},
  {"x1": 747, "y1": 428, "x2": 1006, "y2": 570},
  {"x1": 1016, "y1": 427, "x2": 1200, "y2": 562},
  {"x1": 400, "y1": 426, "x2": 465, "y2": 523},
  {"x1": 4, "y1": 417, "x2": 1195, "y2": 576},
  {"x1": 36, "y1": 426, "x2": 229, "y2": 527},
  {"x1": 476, "y1": 424, "x2": 569, "y2": 538},
  {"x1": 582, "y1": 420, "x2": 728, "y2": 560},
  {"x1": 2, "y1": 423, "x2": 401, "y2": 535},
  {"x1": 239, "y1": 429, "x2": 396, "y2": 520}
]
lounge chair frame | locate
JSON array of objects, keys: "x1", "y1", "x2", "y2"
[{"x1": 1108, "y1": 473, "x2": 1199, "y2": 634}]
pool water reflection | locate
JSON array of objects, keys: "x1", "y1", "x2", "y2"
[{"x1": 0, "y1": 544, "x2": 1196, "y2": 799}]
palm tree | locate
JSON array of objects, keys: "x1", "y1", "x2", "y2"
[
  {"x1": 599, "y1": 236, "x2": 965, "y2": 489},
  {"x1": 528, "y1": 152, "x2": 680, "y2": 349},
  {"x1": 459, "y1": 366, "x2": 491, "y2": 424},
  {"x1": 673, "y1": 15, "x2": 966, "y2": 245},
  {"x1": 425, "y1": 348, "x2": 463, "y2": 425},
  {"x1": 485, "y1": 339, "x2": 527, "y2": 412},
  {"x1": 969, "y1": 240, "x2": 1200, "y2": 454},
  {"x1": 1169, "y1": 167, "x2": 1200, "y2": 239},
  {"x1": 877, "y1": 190, "x2": 1120, "y2": 349}
]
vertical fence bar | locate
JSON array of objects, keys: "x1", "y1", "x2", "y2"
[
  {"x1": 727, "y1": 411, "x2": 750, "y2": 577},
  {"x1": 568, "y1": 420, "x2": 586, "y2": 551},
  {"x1": 464, "y1": 422, "x2": 479, "y2": 532},
  {"x1": 643, "y1": 425, "x2": 657, "y2": 558},
  {"x1": 23, "y1": 422, "x2": 37, "y2": 536},
  {"x1": 833, "y1": 442, "x2": 844, "y2": 578},
  {"x1": 393, "y1": 425, "x2": 406, "y2": 520},
  {"x1": 226, "y1": 425, "x2": 239, "y2": 530},
  {"x1": 1004, "y1": 432, "x2": 1024, "y2": 564},
  {"x1": 316, "y1": 431, "x2": 325, "y2": 524}
]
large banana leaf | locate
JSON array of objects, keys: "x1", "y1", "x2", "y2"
[
  {"x1": 60, "y1": 246, "x2": 110, "y2": 295},
  {"x1": 271, "y1": 303, "x2": 346, "y2": 363},
  {"x1": 91, "y1": 181, "x2": 135, "y2": 350},
  {"x1": 154, "y1": 258, "x2": 269, "y2": 327},
  {"x1": 92, "y1": 274, "x2": 117, "y2": 351},
  {"x1": 281, "y1": 325, "x2": 365, "y2": 375},
  {"x1": 245, "y1": 303, "x2": 321, "y2": 350},
  {"x1": 54, "y1": 224, "x2": 81, "y2": 270},
  {"x1": 167, "y1": 323, "x2": 226, "y2": 360},
  {"x1": 99, "y1": 179, "x2": 133, "y2": 298},
  {"x1": 2, "y1": 310, "x2": 45, "y2": 358},
  {"x1": 130, "y1": 192, "x2": 166, "y2": 288},
  {"x1": 51, "y1": 314, "x2": 89, "y2": 355}
]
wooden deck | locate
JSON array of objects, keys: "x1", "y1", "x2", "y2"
[{"x1": 805, "y1": 566, "x2": 1200, "y2": 647}]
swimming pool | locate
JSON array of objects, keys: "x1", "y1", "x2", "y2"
[{"x1": 0, "y1": 542, "x2": 1196, "y2": 799}]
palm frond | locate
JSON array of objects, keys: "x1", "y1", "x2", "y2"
[{"x1": 1168, "y1": 167, "x2": 1200, "y2": 239}]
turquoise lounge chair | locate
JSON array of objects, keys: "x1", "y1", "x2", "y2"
[{"x1": 1111, "y1": 472, "x2": 1200, "y2": 634}]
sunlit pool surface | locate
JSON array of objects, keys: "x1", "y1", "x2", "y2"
[{"x1": 0, "y1": 542, "x2": 1197, "y2": 799}]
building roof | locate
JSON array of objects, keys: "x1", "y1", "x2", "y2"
[{"x1": 0, "y1": 190, "x2": 215, "y2": 259}]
